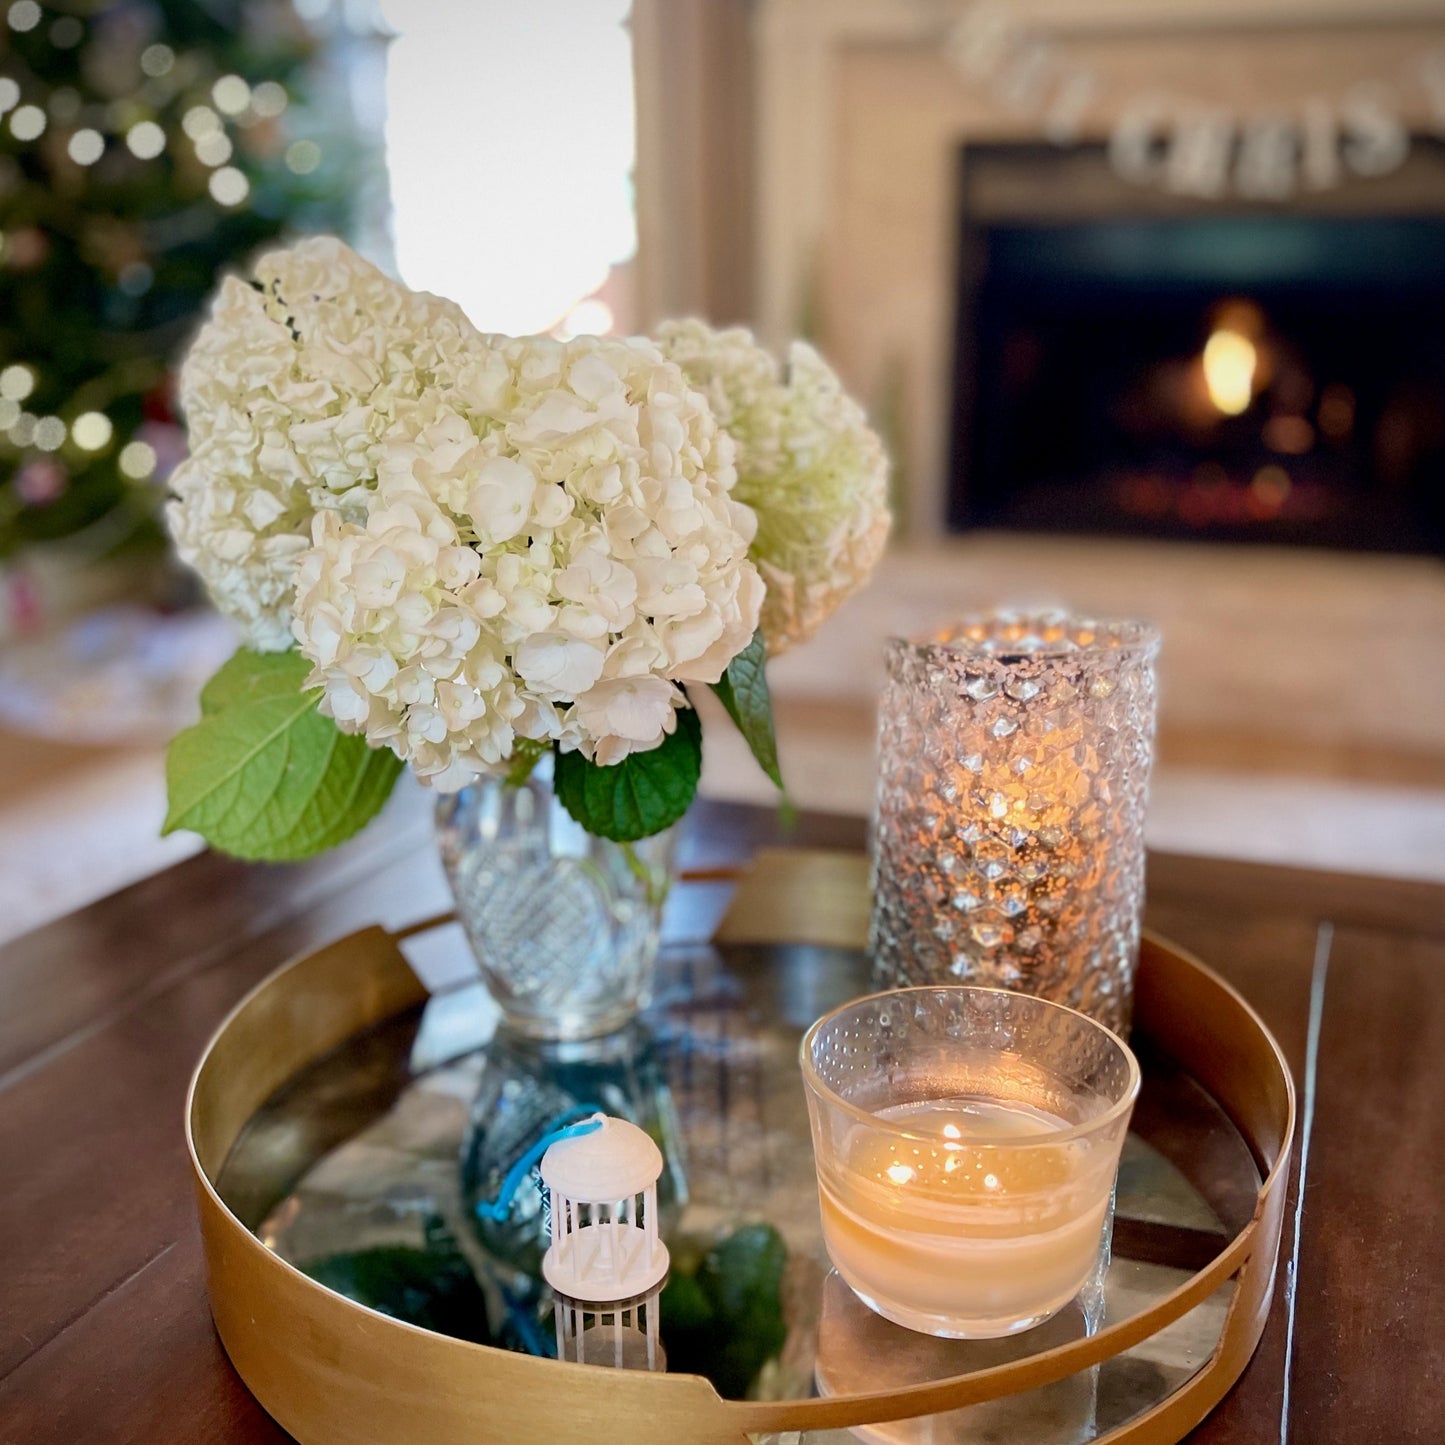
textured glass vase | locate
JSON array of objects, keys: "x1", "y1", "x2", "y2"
[
  {"x1": 437, "y1": 757, "x2": 675, "y2": 1041},
  {"x1": 869, "y1": 613, "x2": 1159, "y2": 1033}
]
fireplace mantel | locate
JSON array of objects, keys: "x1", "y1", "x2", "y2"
[{"x1": 752, "y1": 0, "x2": 1445, "y2": 538}]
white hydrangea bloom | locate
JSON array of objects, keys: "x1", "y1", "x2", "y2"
[
  {"x1": 167, "y1": 237, "x2": 482, "y2": 650},
  {"x1": 656, "y1": 319, "x2": 891, "y2": 655},
  {"x1": 292, "y1": 334, "x2": 764, "y2": 788}
]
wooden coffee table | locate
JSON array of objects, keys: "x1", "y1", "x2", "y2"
[{"x1": 2, "y1": 796, "x2": 1441, "y2": 1442}]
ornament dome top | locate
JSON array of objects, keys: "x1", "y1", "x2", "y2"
[{"x1": 540, "y1": 1114, "x2": 663, "y2": 1203}]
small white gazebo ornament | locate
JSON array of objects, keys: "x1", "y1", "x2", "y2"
[{"x1": 540, "y1": 1113, "x2": 670, "y2": 1302}]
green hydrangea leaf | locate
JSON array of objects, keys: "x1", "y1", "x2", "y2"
[
  {"x1": 659, "y1": 1222, "x2": 789, "y2": 1399},
  {"x1": 711, "y1": 628, "x2": 784, "y2": 792},
  {"x1": 197, "y1": 645, "x2": 308, "y2": 715},
  {"x1": 164, "y1": 647, "x2": 403, "y2": 861},
  {"x1": 302, "y1": 1246, "x2": 492, "y2": 1346},
  {"x1": 552, "y1": 705, "x2": 702, "y2": 842}
]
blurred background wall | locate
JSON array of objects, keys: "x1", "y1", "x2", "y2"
[{"x1": 1, "y1": 0, "x2": 1442, "y2": 940}]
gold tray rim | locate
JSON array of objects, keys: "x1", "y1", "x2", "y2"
[{"x1": 185, "y1": 852, "x2": 1296, "y2": 1445}]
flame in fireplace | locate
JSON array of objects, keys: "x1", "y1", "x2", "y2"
[{"x1": 1202, "y1": 329, "x2": 1258, "y2": 416}]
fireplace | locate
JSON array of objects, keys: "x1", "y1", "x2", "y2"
[{"x1": 948, "y1": 143, "x2": 1445, "y2": 553}]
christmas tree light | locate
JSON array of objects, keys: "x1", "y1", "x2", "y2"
[{"x1": 0, "y1": 0, "x2": 364, "y2": 558}]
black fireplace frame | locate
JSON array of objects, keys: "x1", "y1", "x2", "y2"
[{"x1": 946, "y1": 140, "x2": 1445, "y2": 554}]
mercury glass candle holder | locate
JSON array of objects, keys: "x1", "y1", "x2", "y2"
[{"x1": 870, "y1": 612, "x2": 1159, "y2": 1032}]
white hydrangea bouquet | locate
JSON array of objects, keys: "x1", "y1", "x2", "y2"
[{"x1": 162, "y1": 239, "x2": 890, "y2": 858}]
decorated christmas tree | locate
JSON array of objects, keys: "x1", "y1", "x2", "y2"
[{"x1": 0, "y1": 0, "x2": 361, "y2": 560}]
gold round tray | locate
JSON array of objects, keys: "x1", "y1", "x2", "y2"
[{"x1": 187, "y1": 852, "x2": 1294, "y2": 1445}]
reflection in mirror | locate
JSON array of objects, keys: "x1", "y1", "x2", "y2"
[
  {"x1": 817, "y1": 1271, "x2": 1100, "y2": 1444},
  {"x1": 553, "y1": 1283, "x2": 667, "y2": 1373},
  {"x1": 461, "y1": 1021, "x2": 688, "y2": 1288}
]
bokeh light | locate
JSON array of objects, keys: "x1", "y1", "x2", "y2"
[
  {"x1": 49, "y1": 15, "x2": 82, "y2": 47},
  {"x1": 71, "y1": 412, "x2": 114, "y2": 451},
  {"x1": 208, "y1": 166, "x2": 249, "y2": 206},
  {"x1": 140, "y1": 44, "x2": 174, "y2": 77},
  {"x1": 182, "y1": 105, "x2": 221, "y2": 140},
  {"x1": 212, "y1": 75, "x2": 251, "y2": 116},
  {"x1": 67, "y1": 128, "x2": 105, "y2": 166},
  {"x1": 10, "y1": 104, "x2": 46, "y2": 141},
  {"x1": 0, "y1": 364, "x2": 35, "y2": 402},
  {"x1": 7, "y1": 1, "x2": 41, "y2": 34},
  {"x1": 126, "y1": 121, "x2": 166, "y2": 159},
  {"x1": 195, "y1": 131, "x2": 233, "y2": 167},
  {"x1": 284, "y1": 139, "x2": 321, "y2": 174},
  {"x1": 118, "y1": 440, "x2": 158, "y2": 479},
  {"x1": 250, "y1": 81, "x2": 288, "y2": 119},
  {"x1": 32, "y1": 416, "x2": 67, "y2": 451}
]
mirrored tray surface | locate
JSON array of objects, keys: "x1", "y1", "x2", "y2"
[{"x1": 217, "y1": 930, "x2": 1260, "y2": 1444}]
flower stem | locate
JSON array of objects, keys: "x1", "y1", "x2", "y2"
[
  {"x1": 504, "y1": 738, "x2": 549, "y2": 790},
  {"x1": 620, "y1": 840, "x2": 672, "y2": 909}
]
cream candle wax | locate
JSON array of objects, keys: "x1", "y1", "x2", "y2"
[
  {"x1": 817, "y1": 1097, "x2": 1112, "y2": 1337},
  {"x1": 802, "y1": 987, "x2": 1139, "y2": 1339}
]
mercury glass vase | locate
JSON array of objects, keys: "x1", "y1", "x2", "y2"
[
  {"x1": 869, "y1": 612, "x2": 1159, "y2": 1033},
  {"x1": 437, "y1": 757, "x2": 675, "y2": 1041}
]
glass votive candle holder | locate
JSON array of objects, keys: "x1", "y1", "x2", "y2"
[
  {"x1": 801, "y1": 985, "x2": 1139, "y2": 1340},
  {"x1": 870, "y1": 611, "x2": 1159, "y2": 1033}
]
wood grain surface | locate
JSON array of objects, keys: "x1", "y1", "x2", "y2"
[{"x1": 2, "y1": 798, "x2": 1441, "y2": 1443}]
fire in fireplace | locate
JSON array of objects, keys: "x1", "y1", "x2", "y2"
[{"x1": 948, "y1": 145, "x2": 1445, "y2": 552}]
